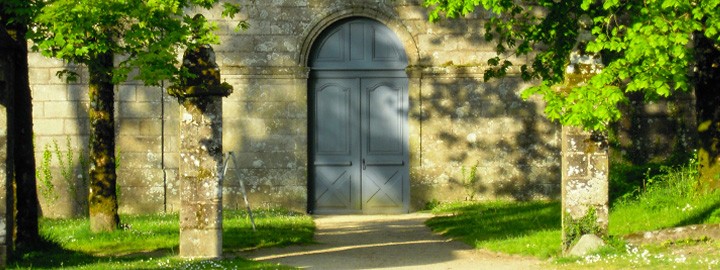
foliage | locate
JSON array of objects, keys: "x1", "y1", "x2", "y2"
[
  {"x1": 35, "y1": 137, "x2": 92, "y2": 214},
  {"x1": 424, "y1": 0, "x2": 720, "y2": 131},
  {"x1": 563, "y1": 207, "x2": 603, "y2": 249},
  {"x1": 10, "y1": 209, "x2": 313, "y2": 269},
  {"x1": 610, "y1": 155, "x2": 720, "y2": 235},
  {"x1": 0, "y1": 0, "x2": 42, "y2": 26},
  {"x1": 36, "y1": 143, "x2": 57, "y2": 203},
  {"x1": 29, "y1": 0, "x2": 246, "y2": 86},
  {"x1": 460, "y1": 162, "x2": 479, "y2": 200}
]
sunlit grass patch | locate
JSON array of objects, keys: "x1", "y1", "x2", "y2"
[
  {"x1": 11, "y1": 209, "x2": 313, "y2": 269},
  {"x1": 426, "y1": 200, "x2": 562, "y2": 258}
]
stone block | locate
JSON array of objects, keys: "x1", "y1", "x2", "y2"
[
  {"x1": 563, "y1": 153, "x2": 588, "y2": 178},
  {"x1": 28, "y1": 68, "x2": 51, "y2": 84},
  {"x1": 118, "y1": 152, "x2": 163, "y2": 169},
  {"x1": 27, "y1": 53, "x2": 65, "y2": 68},
  {"x1": 179, "y1": 196, "x2": 222, "y2": 227},
  {"x1": 117, "y1": 167, "x2": 164, "y2": 187},
  {"x1": 66, "y1": 84, "x2": 90, "y2": 101},
  {"x1": 117, "y1": 119, "x2": 141, "y2": 134},
  {"x1": 118, "y1": 186, "x2": 165, "y2": 214},
  {"x1": 266, "y1": 51, "x2": 297, "y2": 66},
  {"x1": 32, "y1": 102, "x2": 44, "y2": 118},
  {"x1": 63, "y1": 118, "x2": 90, "y2": 135},
  {"x1": 115, "y1": 84, "x2": 137, "y2": 102},
  {"x1": 116, "y1": 136, "x2": 163, "y2": 154},
  {"x1": 34, "y1": 119, "x2": 64, "y2": 135},
  {"x1": 138, "y1": 119, "x2": 163, "y2": 136},
  {"x1": 254, "y1": 36, "x2": 298, "y2": 53},
  {"x1": 232, "y1": 151, "x2": 302, "y2": 170},
  {"x1": 222, "y1": 168, "x2": 306, "y2": 188},
  {"x1": 215, "y1": 35, "x2": 254, "y2": 53},
  {"x1": 43, "y1": 101, "x2": 78, "y2": 118},
  {"x1": 32, "y1": 84, "x2": 69, "y2": 101},
  {"x1": 568, "y1": 234, "x2": 606, "y2": 257},
  {"x1": 135, "y1": 86, "x2": 164, "y2": 102},
  {"x1": 395, "y1": 5, "x2": 427, "y2": 20},
  {"x1": 119, "y1": 101, "x2": 162, "y2": 118},
  {"x1": 179, "y1": 228, "x2": 222, "y2": 259}
]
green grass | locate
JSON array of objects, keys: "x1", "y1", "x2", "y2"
[
  {"x1": 10, "y1": 209, "x2": 314, "y2": 269},
  {"x1": 426, "y1": 200, "x2": 562, "y2": 258},
  {"x1": 609, "y1": 161, "x2": 720, "y2": 235},
  {"x1": 426, "y1": 156, "x2": 720, "y2": 269}
]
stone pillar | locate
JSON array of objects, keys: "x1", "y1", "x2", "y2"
[
  {"x1": 178, "y1": 98, "x2": 224, "y2": 258},
  {"x1": 561, "y1": 126, "x2": 609, "y2": 251},
  {"x1": 560, "y1": 16, "x2": 610, "y2": 252},
  {"x1": 170, "y1": 41, "x2": 233, "y2": 259}
]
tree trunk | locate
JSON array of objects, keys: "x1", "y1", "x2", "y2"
[
  {"x1": 0, "y1": 20, "x2": 40, "y2": 250},
  {"x1": 87, "y1": 51, "x2": 119, "y2": 233},
  {"x1": 10, "y1": 24, "x2": 41, "y2": 248},
  {"x1": 694, "y1": 34, "x2": 720, "y2": 190}
]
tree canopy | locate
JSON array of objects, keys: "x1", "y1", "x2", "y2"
[
  {"x1": 30, "y1": 0, "x2": 244, "y2": 85},
  {"x1": 424, "y1": 0, "x2": 720, "y2": 131}
]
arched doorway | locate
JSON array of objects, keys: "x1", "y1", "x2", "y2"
[{"x1": 308, "y1": 18, "x2": 410, "y2": 214}]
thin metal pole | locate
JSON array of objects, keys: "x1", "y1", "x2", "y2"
[{"x1": 221, "y1": 152, "x2": 256, "y2": 231}]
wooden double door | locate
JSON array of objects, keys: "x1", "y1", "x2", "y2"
[
  {"x1": 309, "y1": 18, "x2": 410, "y2": 214},
  {"x1": 311, "y1": 73, "x2": 409, "y2": 214}
]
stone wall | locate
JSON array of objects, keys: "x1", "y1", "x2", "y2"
[
  {"x1": 411, "y1": 68, "x2": 559, "y2": 207},
  {"x1": 612, "y1": 92, "x2": 696, "y2": 165},
  {"x1": 30, "y1": 0, "x2": 565, "y2": 216}
]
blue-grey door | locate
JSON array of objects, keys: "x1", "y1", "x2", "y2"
[{"x1": 309, "y1": 18, "x2": 409, "y2": 214}]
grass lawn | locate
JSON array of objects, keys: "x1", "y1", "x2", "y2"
[
  {"x1": 426, "y1": 200, "x2": 562, "y2": 258},
  {"x1": 9, "y1": 209, "x2": 314, "y2": 269},
  {"x1": 425, "y1": 160, "x2": 720, "y2": 269}
]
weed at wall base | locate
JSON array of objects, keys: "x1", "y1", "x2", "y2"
[{"x1": 563, "y1": 207, "x2": 603, "y2": 251}]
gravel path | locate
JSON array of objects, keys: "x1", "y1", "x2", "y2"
[{"x1": 242, "y1": 213, "x2": 542, "y2": 269}]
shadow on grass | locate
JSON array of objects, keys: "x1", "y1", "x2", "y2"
[
  {"x1": 9, "y1": 239, "x2": 150, "y2": 269},
  {"x1": 9, "y1": 210, "x2": 314, "y2": 269},
  {"x1": 426, "y1": 201, "x2": 561, "y2": 244},
  {"x1": 673, "y1": 201, "x2": 720, "y2": 228}
]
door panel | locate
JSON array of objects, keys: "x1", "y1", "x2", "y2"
[
  {"x1": 312, "y1": 78, "x2": 361, "y2": 213},
  {"x1": 361, "y1": 78, "x2": 409, "y2": 213},
  {"x1": 365, "y1": 80, "x2": 404, "y2": 154}
]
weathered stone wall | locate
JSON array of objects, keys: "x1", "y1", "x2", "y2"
[
  {"x1": 212, "y1": 0, "x2": 561, "y2": 211},
  {"x1": 29, "y1": 55, "x2": 170, "y2": 216},
  {"x1": 29, "y1": 0, "x2": 560, "y2": 215},
  {"x1": 411, "y1": 68, "x2": 559, "y2": 208},
  {"x1": 29, "y1": 0, "x2": 565, "y2": 215}
]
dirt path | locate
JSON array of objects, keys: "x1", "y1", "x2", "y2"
[{"x1": 242, "y1": 213, "x2": 542, "y2": 269}]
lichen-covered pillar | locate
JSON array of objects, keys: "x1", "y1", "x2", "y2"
[
  {"x1": 561, "y1": 126, "x2": 608, "y2": 251},
  {"x1": 559, "y1": 15, "x2": 610, "y2": 252},
  {"x1": 178, "y1": 98, "x2": 224, "y2": 258},
  {"x1": 169, "y1": 40, "x2": 232, "y2": 259}
]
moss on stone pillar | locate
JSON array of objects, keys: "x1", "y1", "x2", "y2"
[{"x1": 171, "y1": 43, "x2": 231, "y2": 259}]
